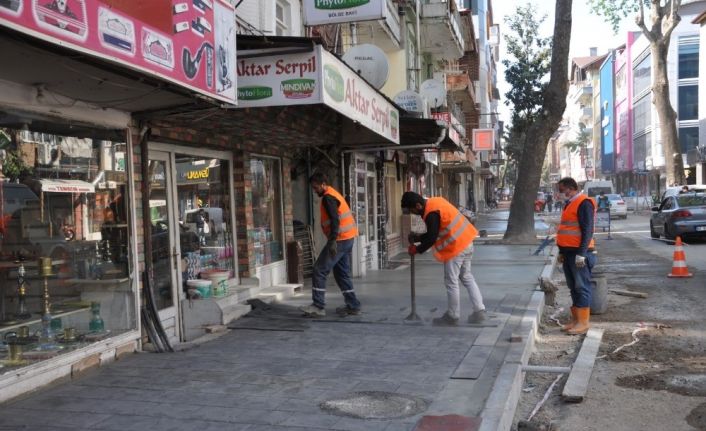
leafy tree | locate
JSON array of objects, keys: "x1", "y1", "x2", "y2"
[
  {"x1": 564, "y1": 123, "x2": 591, "y2": 155},
  {"x1": 502, "y1": 4, "x2": 551, "y2": 165},
  {"x1": 590, "y1": 0, "x2": 685, "y2": 186},
  {"x1": 504, "y1": 1, "x2": 574, "y2": 242}
]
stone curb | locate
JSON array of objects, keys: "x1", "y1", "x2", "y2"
[{"x1": 478, "y1": 254, "x2": 551, "y2": 431}]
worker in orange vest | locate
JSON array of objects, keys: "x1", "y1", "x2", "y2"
[
  {"x1": 556, "y1": 177, "x2": 597, "y2": 335},
  {"x1": 402, "y1": 191, "x2": 486, "y2": 326},
  {"x1": 300, "y1": 172, "x2": 361, "y2": 318}
]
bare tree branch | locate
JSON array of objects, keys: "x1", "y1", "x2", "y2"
[
  {"x1": 662, "y1": 0, "x2": 682, "y2": 42},
  {"x1": 636, "y1": 1, "x2": 655, "y2": 43}
]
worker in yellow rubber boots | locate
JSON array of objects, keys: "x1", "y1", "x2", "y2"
[
  {"x1": 402, "y1": 191, "x2": 486, "y2": 326},
  {"x1": 556, "y1": 177, "x2": 596, "y2": 335}
]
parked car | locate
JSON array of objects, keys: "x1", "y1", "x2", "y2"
[
  {"x1": 661, "y1": 184, "x2": 706, "y2": 201},
  {"x1": 606, "y1": 194, "x2": 628, "y2": 219},
  {"x1": 650, "y1": 193, "x2": 706, "y2": 240}
]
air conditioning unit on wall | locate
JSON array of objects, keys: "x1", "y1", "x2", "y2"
[{"x1": 37, "y1": 142, "x2": 53, "y2": 165}]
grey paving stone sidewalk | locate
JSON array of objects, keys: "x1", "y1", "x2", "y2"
[{"x1": 0, "y1": 245, "x2": 546, "y2": 431}]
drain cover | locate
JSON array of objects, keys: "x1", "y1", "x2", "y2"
[{"x1": 320, "y1": 391, "x2": 428, "y2": 419}]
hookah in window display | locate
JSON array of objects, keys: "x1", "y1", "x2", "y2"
[
  {"x1": 38, "y1": 257, "x2": 58, "y2": 349},
  {"x1": 14, "y1": 260, "x2": 31, "y2": 320}
]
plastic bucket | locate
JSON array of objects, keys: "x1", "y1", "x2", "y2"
[
  {"x1": 204, "y1": 271, "x2": 229, "y2": 297},
  {"x1": 186, "y1": 279, "x2": 212, "y2": 299}
]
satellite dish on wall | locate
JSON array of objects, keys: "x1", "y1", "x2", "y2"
[
  {"x1": 394, "y1": 90, "x2": 425, "y2": 115},
  {"x1": 342, "y1": 44, "x2": 389, "y2": 89},
  {"x1": 420, "y1": 79, "x2": 446, "y2": 108}
]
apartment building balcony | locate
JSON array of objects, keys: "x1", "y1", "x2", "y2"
[
  {"x1": 353, "y1": 0, "x2": 401, "y2": 51},
  {"x1": 570, "y1": 82, "x2": 593, "y2": 105},
  {"x1": 446, "y1": 73, "x2": 476, "y2": 112},
  {"x1": 579, "y1": 106, "x2": 593, "y2": 123},
  {"x1": 421, "y1": 0, "x2": 465, "y2": 60}
]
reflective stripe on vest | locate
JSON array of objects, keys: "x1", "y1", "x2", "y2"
[
  {"x1": 320, "y1": 187, "x2": 358, "y2": 241},
  {"x1": 556, "y1": 194, "x2": 596, "y2": 249},
  {"x1": 423, "y1": 197, "x2": 478, "y2": 262}
]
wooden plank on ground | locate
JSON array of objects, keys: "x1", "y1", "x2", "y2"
[
  {"x1": 609, "y1": 289, "x2": 648, "y2": 299},
  {"x1": 562, "y1": 328, "x2": 604, "y2": 403},
  {"x1": 451, "y1": 346, "x2": 494, "y2": 380}
]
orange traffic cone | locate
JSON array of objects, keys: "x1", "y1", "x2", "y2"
[{"x1": 667, "y1": 236, "x2": 693, "y2": 278}]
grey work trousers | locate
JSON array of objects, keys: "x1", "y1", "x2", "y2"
[{"x1": 443, "y1": 243, "x2": 485, "y2": 319}]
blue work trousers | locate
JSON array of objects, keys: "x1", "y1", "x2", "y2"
[
  {"x1": 312, "y1": 238, "x2": 361, "y2": 310},
  {"x1": 561, "y1": 251, "x2": 597, "y2": 308}
]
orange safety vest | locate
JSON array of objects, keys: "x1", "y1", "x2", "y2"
[
  {"x1": 557, "y1": 194, "x2": 596, "y2": 249},
  {"x1": 423, "y1": 197, "x2": 479, "y2": 262},
  {"x1": 320, "y1": 187, "x2": 358, "y2": 241}
]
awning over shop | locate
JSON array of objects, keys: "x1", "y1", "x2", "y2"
[
  {"x1": 39, "y1": 179, "x2": 95, "y2": 194},
  {"x1": 399, "y1": 117, "x2": 463, "y2": 152},
  {"x1": 440, "y1": 148, "x2": 474, "y2": 173}
]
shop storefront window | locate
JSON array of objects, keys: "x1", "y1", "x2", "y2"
[
  {"x1": 250, "y1": 157, "x2": 283, "y2": 266},
  {"x1": 175, "y1": 155, "x2": 234, "y2": 275},
  {"x1": 0, "y1": 129, "x2": 136, "y2": 374}
]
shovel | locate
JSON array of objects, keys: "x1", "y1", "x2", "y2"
[{"x1": 404, "y1": 254, "x2": 422, "y2": 323}]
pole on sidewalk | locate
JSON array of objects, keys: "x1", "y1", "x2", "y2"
[{"x1": 404, "y1": 254, "x2": 422, "y2": 323}]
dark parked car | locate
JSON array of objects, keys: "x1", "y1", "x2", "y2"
[{"x1": 650, "y1": 193, "x2": 706, "y2": 240}]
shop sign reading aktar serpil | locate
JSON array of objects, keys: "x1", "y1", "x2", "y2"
[
  {"x1": 237, "y1": 49, "x2": 321, "y2": 106},
  {"x1": 321, "y1": 49, "x2": 398, "y2": 144},
  {"x1": 303, "y1": 0, "x2": 387, "y2": 26},
  {"x1": 237, "y1": 45, "x2": 399, "y2": 144}
]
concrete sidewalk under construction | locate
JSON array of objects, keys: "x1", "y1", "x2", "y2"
[{"x1": 0, "y1": 237, "x2": 552, "y2": 431}]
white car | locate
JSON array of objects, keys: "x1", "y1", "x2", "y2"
[{"x1": 606, "y1": 194, "x2": 628, "y2": 219}]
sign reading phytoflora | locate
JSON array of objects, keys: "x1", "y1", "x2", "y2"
[
  {"x1": 237, "y1": 50, "x2": 320, "y2": 107},
  {"x1": 0, "y1": 0, "x2": 236, "y2": 103},
  {"x1": 238, "y1": 86, "x2": 274, "y2": 101},
  {"x1": 315, "y1": 0, "x2": 370, "y2": 9},
  {"x1": 304, "y1": 0, "x2": 385, "y2": 26}
]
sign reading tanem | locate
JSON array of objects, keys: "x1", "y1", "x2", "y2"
[{"x1": 304, "y1": 0, "x2": 386, "y2": 26}]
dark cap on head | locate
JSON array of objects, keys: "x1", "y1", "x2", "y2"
[
  {"x1": 309, "y1": 172, "x2": 329, "y2": 184},
  {"x1": 401, "y1": 191, "x2": 425, "y2": 209}
]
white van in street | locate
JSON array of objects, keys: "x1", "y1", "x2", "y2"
[{"x1": 583, "y1": 180, "x2": 615, "y2": 198}]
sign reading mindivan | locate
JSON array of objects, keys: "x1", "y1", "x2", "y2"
[
  {"x1": 237, "y1": 45, "x2": 399, "y2": 144},
  {"x1": 304, "y1": 0, "x2": 387, "y2": 26}
]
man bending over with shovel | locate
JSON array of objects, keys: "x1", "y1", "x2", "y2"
[{"x1": 402, "y1": 192, "x2": 486, "y2": 326}]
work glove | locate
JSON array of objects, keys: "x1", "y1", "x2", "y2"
[
  {"x1": 408, "y1": 244, "x2": 417, "y2": 256},
  {"x1": 575, "y1": 255, "x2": 586, "y2": 268},
  {"x1": 328, "y1": 240, "x2": 337, "y2": 258},
  {"x1": 408, "y1": 232, "x2": 418, "y2": 244},
  {"x1": 557, "y1": 253, "x2": 564, "y2": 264}
]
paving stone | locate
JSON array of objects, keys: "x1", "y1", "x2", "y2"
[
  {"x1": 92, "y1": 415, "x2": 251, "y2": 431},
  {"x1": 0, "y1": 407, "x2": 111, "y2": 428},
  {"x1": 280, "y1": 411, "x2": 342, "y2": 429},
  {"x1": 332, "y1": 416, "x2": 395, "y2": 430}
]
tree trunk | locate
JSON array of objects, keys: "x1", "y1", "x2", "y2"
[
  {"x1": 504, "y1": 0, "x2": 573, "y2": 242},
  {"x1": 652, "y1": 41, "x2": 685, "y2": 186}
]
